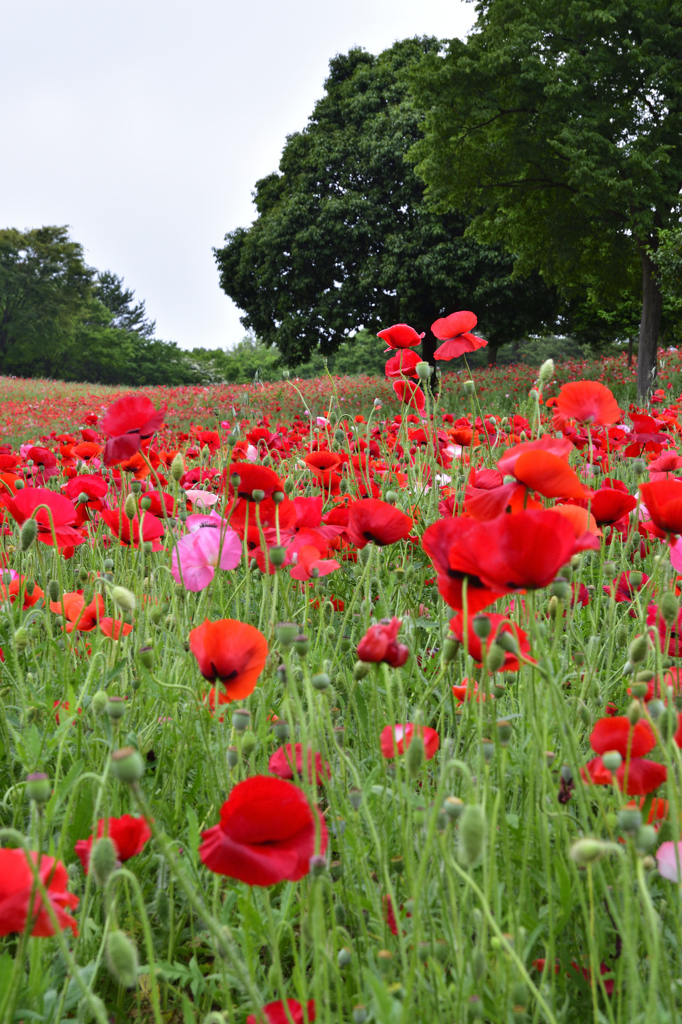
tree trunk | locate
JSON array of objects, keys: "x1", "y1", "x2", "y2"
[
  {"x1": 420, "y1": 321, "x2": 441, "y2": 398},
  {"x1": 486, "y1": 342, "x2": 500, "y2": 367},
  {"x1": 637, "y1": 245, "x2": 663, "y2": 403},
  {"x1": 627, "y1": 335, "x2": 633, "y2": 368}
]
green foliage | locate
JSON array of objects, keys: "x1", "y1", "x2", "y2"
[
  {"x1": 410, "y1": 0, "x2": 682, "y2": 391},
  {"x1": 0, "y1": 227, "x2": 202, "y2": 386},
  {"x1": 215, "y1": 37, "x2": 562, "y2": 366}
]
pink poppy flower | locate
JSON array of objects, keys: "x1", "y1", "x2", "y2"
[{"x1": 172, "y1": 526, "x2": 242, "y2": 591}]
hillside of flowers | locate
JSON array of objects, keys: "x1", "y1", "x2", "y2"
[{"x1": 3, "y1": 313, "x2": 682, "y2": 1023}]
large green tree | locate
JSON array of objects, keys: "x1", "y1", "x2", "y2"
[
  {"x1": 214, "y1": 37, "x2": 561, "y2": 369},
  {"x1": 410, "y1": 0, "x2": 682, "y2": 399}
]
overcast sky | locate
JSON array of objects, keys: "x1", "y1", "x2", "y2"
[{"x1": 1, "y1": 0, "x2": 475, "y2": 350}]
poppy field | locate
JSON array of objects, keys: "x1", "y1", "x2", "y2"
[{"x1": 4, "y1": 317, "x2": 682, "y2": 1024}]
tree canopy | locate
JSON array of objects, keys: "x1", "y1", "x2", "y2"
[
  {"x1": 0, "y1": 226, "x2": 200, "y2": 385},
  {"x1": 410, "y1": 0, "x2": 682, "y2": 398},
  {"x1": 214, "y1": 37, "x2": 561, "y2": 367}
]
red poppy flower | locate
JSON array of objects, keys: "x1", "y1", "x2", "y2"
[
  {"x1": 100, "y1": 509, "x2": 165, "y2": 550},
  {"x1": 380, "y1": 723, "x2": 440, "y2": 760},
  {"x1": 226, "y1": 462, "x2": 284, "y2": 500},
  {"x1": 7, "y1": 488, "x2": 83, "y2": 550},
  {"x1": 246, "y1": 1000, "x2": 316, "y2": 1024},
  {"x1": 581, "y1": 756, "x2": 613, "y2": 786},
  {"x1": 424, "y1": 509, "x2": 578, "y2": 609},
  {"x1": 647, "y1": 603, "x2": 682, "y2": 657},
  {"x1": 422, "y1": 517, "x2": 504, "y2": 613},
  {"x1": 268, "y1": 743, "x2": 331, "y2": 785},
  {"x1": 590, "y1": 717, "x2": 655, "y2": 759},
  {"x1": 0, "y1": 576, "x2": 44, "y2": 609},
  {"x1": 27, "y1": 446, "x2": 59, "y2": 481},
  {"x1": 377, "y1": 323, "x2": 425, "y2": 350},
  {"x1": 304, "y1": 452, "x2": 343, "y2": 478},
  {"x1": 64, "y1": 474, "x2": 108, "y2": 525},
  {"x1": 357, "y1": 617, "x2": 409, "y2": 668},
  {"x1": 640, "y1": 479, "x2": 682, "y2": 536},
  {"x1": 189, "y1": 619, "x2": 268, "y2": 700},
  {"x1": 553, "y1": 381, "x2": 621, "y2": 427},
  {"x1": 0, "y1": 849, "x2": 79, "y2": 937},
  {"x1": 452, "y1": 678, "x2": 485, "y2": 703},
  {"x1": 101, "y1": 395, "x2": 165, "y2": 466},
  {"x1": 431, "y1": 310, "x2": 487, "y2": 360},
  {"x1": 586, "y1": 487, "x2": 637, "y2": 525},
  {"x1": 512, "y1": 449, "x2": 588, "y2": 500},
  {"x1": 347, "y1": 499, "x2": 413, "y2": 548},
  {"x1": 393, "y1": 380, "x2": 425, "y2": 413},
  {"x1": 449, "y1": 612, "x2": 531, "y2": 671},
  {"x1": 616, "y1": 759, "x2": 667, "y2": 795},
  {"x1": 385, "y1": 349, "x2": 421, "y2": 378},
  {"x1": 142, "y1": 490, "x2": 176, "y2": 518},
  {"x1": 199, "y1": 775, "x2": 327, "y2": 885},
  {"x1": 289, "y1": 544, "x2": 340, "y2": 581},
  {"x1": 497, "y1": 435, "x2": 574, "y2": 478},
  {"x1": 49, "y1": 591, "x2": 105, "y2": 632},
  {"x1": 74, "y1": 815, "x2": 152, "y2": 874},
  {"x1": 99, "y1": 618, "x2": 133, "y2": 639}
]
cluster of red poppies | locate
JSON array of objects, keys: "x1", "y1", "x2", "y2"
[{"x1": 5, "y1": 311, "x2": 682, "y2": 1019}]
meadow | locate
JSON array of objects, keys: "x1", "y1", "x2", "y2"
[{"x1": 3, "y1": 337, "x2": 682, "y2": 1024}]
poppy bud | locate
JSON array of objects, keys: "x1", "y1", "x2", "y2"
[
  {"x1": 354, "y1": 660, "x2": 371, "y2": 680},
  {"x1": 628, "y1": 635, "x2": 649, "y2": 665},
  {"x1": 486, "y1": 643, "x2": 506, "y2": 673},
  {"x1": 377, "y1": 950, "x2": 394, "y2": 973},
  {"x1": 617, "y1": 807, "x2": 642, "y2": 835},
  {"x1": 471, "y1": 948, "x2": 486, "y2": 981},
  {"x1": 635, "y1": 824, "x2": 657, "y2": 853},
  {"x1": 337, "y1": 946, "x2": 352, "y2": 968},
  {"x1": 602, "y1": 560, "x2": 617, "y2": 577},
  {"x1": 168, "y1": 452, "x2": 184, "y2": 481},
  {"x1": 293, "y1": 634, "x2": 310, "y2": 656},
  {"x1": 240, "y1": 732, "x2": 257, "y2": 757},
  {"x1": 227, "y1": 746, "x2": 239, "y2": 767},
  {"x1": 496, "y1": 631, "x2": 519, "y2": 655},
  {"x1": 569, "y1": 838, "x2": 609, "y2": 866},
  {"x1": 269, "y1": 546, "x2": 287, "y2": 567},
  {"x1": 309, "y1": 854, "x2": 327, "y2": 876},
  {"x1": 648, "y1": 698, "x2": 665, "y2": 720},
  {"x1": 123, "y1": 494, "x2": 137, "y2": 520},
  {"x1": 111, "y1": 746, "x2": 145, "y2": 783},
  {"x1": 20, "y1": 518, "x2": 38, "y2": 552},
  {"x1": 25, "y1": 771, "x2": 51, "y2": 804},
  {"x1": 496, "y1": 720, "x2": 513, "y2": 745},
  {"x1": 48, "y1": 579, "x2": 61, "y2": 603},
  {"x1": 137, "y1": 646, "x2": 154, "y2": 671},
  {"x1": 406, "y1": 734, "x2": 425, "y2": 778},
  {"x1": 463, "y1": 380, "x2": 475, "y2": 395},
  {"x1": 106, "y1": 929, "x2": 139, "y2": 988},
  {"x1": 443, "y1": 796, "x2": 464, "y2": 820},
  {"x1": 104, "y1": 557, "x2": 114, "y2": 572},
  {"x1": 106, "y1": 696, "x2": 126, "y2": 722},
  {"x1": 13, "y1": 627, "x2": 30, "y2": 653},
  {"x1": 442, "y1": 634, "x2": 460, "y2": 662},
  {"x1": 91, "y1": 836, "x2": 118, "y2": 886},
  {"x1": 232, "y1": 708, "x2": 251, "y2": 732},
  {"x1": 230, "y1": 473, "x2": 241, "y2": 490},
  {"x1": 312, "y1": 672, "x2": 331, "y2": 691},
  {"x1": 353, "y1": 1006, "x2": 368, "y2": 1024},
  {"x1": 602, "y1": 750, "x2": 622, "y2": 772},
  {"x1": 661, "y1": 591, "x2": 679, "y2": 627},
  {"x1": 627, "y1": 699, "x2": 642, "y2": 725},
  {"x1": 91, "y1": 689, "x2": 108, "y2": 715},
  {"x1": 481, "y1": 738, "x2": 494, "y2": 761},
  {"x1": 384, "y1": 490, "x2": 399, "y2": 505},
  {"x1": 112, "y1": 585, "x2": 136, "y2": 614},
  {"x1": 458, "y1": 804, "x2": 486, "y2": 867},
  {"x1": 472, "y1": 614, "x2": 491, "y2": 640},
  {"x1": 272, "y1": 719, "x2": 290, "y2": 740},
  {"x1": 632, "y1": 459, "x2": 647, "y2": 475},
  {"x1": 551, "y1": 577, "x2": 570, "y2": 601}
]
